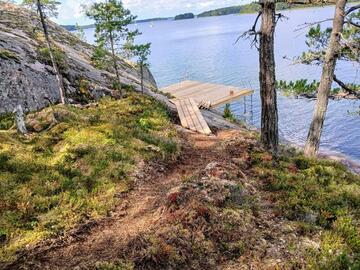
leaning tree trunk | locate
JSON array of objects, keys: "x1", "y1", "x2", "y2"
[
  {"x1": 109, "y1": 31, "x2": 123, "y2": 98},
  {"x1": 36, "y1": 0, "x2": 66, "y2": 104},
  {"x1": 304, "y1": 0, "x2": 347, "y2": 157},
  {"x1": 259, "y1": 0, "x2": 279, "y2": 154},
  {"x1": 140, "y1": 64, "x2": 144, "y2": 93}
]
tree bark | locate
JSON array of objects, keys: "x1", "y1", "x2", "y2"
[
  {"x1": 109, "y1": 30, "x2": 123, "y2": 98},
  {"x1": 140, "y1": 64, "x2": 144, "y2": 93},
  {"x1": 36, "y1": 0, "x2": 66, "y2": 104},
  {"x1": 259, "y1": 0, "x2": 279, "y2": 154},
  {"x1": 304, "y1": 0, "x2": 347, "y2": 157}
]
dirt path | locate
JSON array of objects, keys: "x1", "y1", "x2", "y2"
[{"x1": 9, "y1": 129, "x2": 229, "y2": 270}]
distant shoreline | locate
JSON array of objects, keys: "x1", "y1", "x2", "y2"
[{"x1": 62, "y1": 1, "x2": 360, "y2": 31}]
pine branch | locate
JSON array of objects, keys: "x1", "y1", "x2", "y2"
[{"x1": 333, "y1": 74, "x2": 360, "y2": 97}]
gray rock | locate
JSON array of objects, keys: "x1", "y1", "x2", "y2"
[
  {"x1": 0, "y1": 3, "x2": 157, "y2": 114},
  {"x1": 303, "y1": 211, "x2": 318, "y2": 224}
]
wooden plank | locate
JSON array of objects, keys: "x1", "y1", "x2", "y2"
[
  {"x1": 211, "y1": 89, "x2": 254, "y2": 107},
  {"x1": 189, "y1": 88, "x2": 253, "y2": 107},
  {"x1": 161, "y1": 81, "x2": 201, "y2": 95},
  {"x1": 180, "y1": 99, "x2": 197, "y2": 132},
  {"x1": 184, "y1": 98, "x2": 203, "y2": 133},
  {"x1": 179, "y1": 84, "x2": 221, "y2": 99},
  {"x1": 160, "y1": 81, "x2": 195, "y2": 94},
  {"x1": 188, "y1": 98, "x2": 212, "y2": 135},
  {"x1": 174, "y1": 97, "x2": 212, "y2": 135},
  {"x1": 174, "y1": 100, "x2": 189, "y2": 128},
  {"x1": 181, "y1": 84, "x2": 250, "y2": 105},
  {"x1": 189, "y1": 86, "x2": 247, "y2": 102},
  {"x1": 167, "y1": 82, "x2": 207, "y2": 97}
]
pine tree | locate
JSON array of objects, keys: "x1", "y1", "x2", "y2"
[
  {"x1": 124, "y1": 40, "x2": 151, "y2": 93},
  {"x1": 86, "y1": 0, "x2": 137, "y2": 98}
]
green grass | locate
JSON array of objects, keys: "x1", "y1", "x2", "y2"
[
  {"x1": 0, "y1": 113, "x2": 14, "y2": 130},
  {"x1": 0, "y1": 94, "x2": 179, "y2": 263},
  {"x1": 250, "y1": 149, "x2": 360, "y2": 268}
]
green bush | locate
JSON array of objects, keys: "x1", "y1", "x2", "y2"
[{"x1": 223, "y1": 104, "x2": 237, "y2": 122}]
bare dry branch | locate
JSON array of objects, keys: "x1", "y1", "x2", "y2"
[
  {"x1": 235, "y1": 11, "x2": 262, "y2": 49},
  {"x1": 275, "y1": 13, "x2": 289, "y2": 24},
  {"x1": 345, "y1": 4, "x2": 360, "y2": 15},
  {"x1": 295, "y1": 18, "x2": 333, "y2": 31}
]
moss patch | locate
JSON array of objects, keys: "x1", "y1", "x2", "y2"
[
  {"x1": 0, "y1": 49, "x2": 20, "y2": 62},
  {"x1": 249, "y1": 146, "x2": 360, "y2": 268},
  {"x1": 0, "y1": 94, "x2": 179, "y2": 263}
]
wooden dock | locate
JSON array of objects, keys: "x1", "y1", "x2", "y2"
[
  {"x1": 161, "y1": 80, "x2": 254, "y2": 108},
  {"x1": 174, "y1": 98, "x2": 211, "y2": 135},
  {"x1": 161, "y1": 80, "x2": 254, "y2": 135}
]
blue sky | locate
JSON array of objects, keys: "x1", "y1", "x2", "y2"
[{"x1": 15, "y1": 0, "x2": 251, "y2": 25}]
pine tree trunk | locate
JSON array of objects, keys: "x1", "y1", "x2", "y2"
[
  {"x1": 36, "y1": 0, "x2": 65, "y2": 104},
  {"x1": 140, "y1": 64, "x2": 144, "y2": 93},
  {"x1": 304, "y1": 0, "x2": 347, "y2": 157},
  {"x1": 259, "y1": 0, "x2": 278, "y2": 154},
  {"x1": 109, "y1": 31, "x2": 123, "y2": 98}
]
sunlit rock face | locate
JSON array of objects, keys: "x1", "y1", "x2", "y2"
[{"x1": 0, "y1": 3, "x2": 157, "y2": 114}]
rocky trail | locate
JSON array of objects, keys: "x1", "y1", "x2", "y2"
[
  {"x1": 3, "y1": 128, "x2": 332, "y2": 270},
  {"x1": 6, "y1": 129, "x2": 233, "y2": 269}
]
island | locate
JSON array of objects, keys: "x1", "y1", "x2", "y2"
[{"x1": 174, "y1": 13, "x2": 195, "y2": 20}]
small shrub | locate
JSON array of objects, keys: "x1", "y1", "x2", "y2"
[{"x1": 223, "y1": 104, "x2": 237, "y2": 122}]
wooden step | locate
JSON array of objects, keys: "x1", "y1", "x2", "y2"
[{"x1": 174, "y1": 98, "x2": 212, "y2": 135}]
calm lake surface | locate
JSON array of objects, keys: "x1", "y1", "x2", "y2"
[{"x1": 84, "y1": 6, "x2": 360, "y2": 163}]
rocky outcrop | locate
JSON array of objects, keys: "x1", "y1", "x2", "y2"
[{"x1": 0, "y1": 3, "x2": 156, "y2": 114}]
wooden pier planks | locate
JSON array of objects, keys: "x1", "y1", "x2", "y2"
[
  {"x1": 174, "y1": 98, "x2": 212, "y2": 135},
  {"x1": 161, "y1": 80, "x2": 254, "y2": 108}
]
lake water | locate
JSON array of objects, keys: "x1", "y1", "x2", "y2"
[{"x1": 84, "y1": 6, "x2": 360, "y2": 164}]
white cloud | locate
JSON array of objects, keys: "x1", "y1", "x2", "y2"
[{"x1": 16, "y1": 0, "x2": 251, "y2": 24}]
